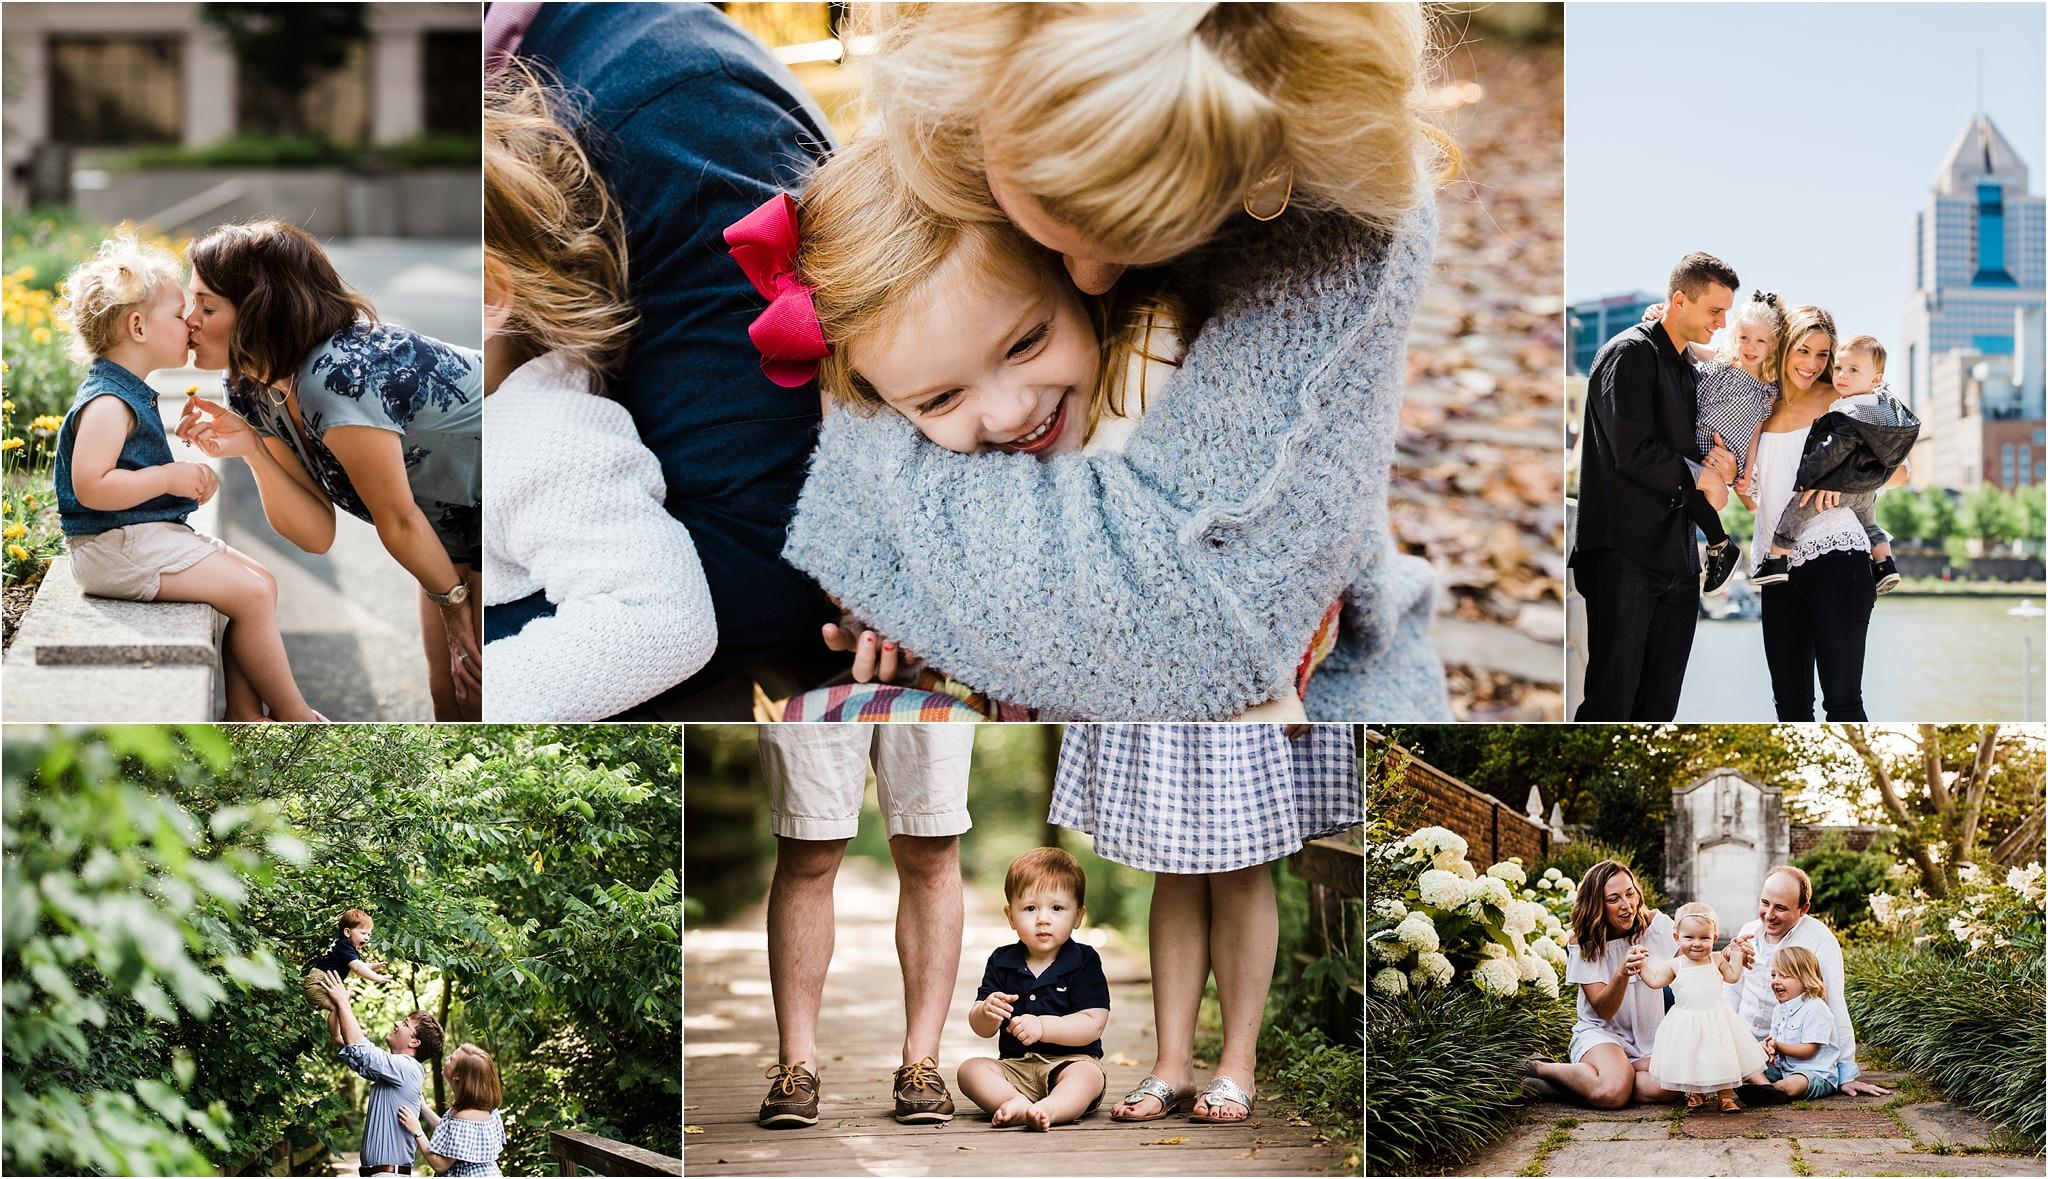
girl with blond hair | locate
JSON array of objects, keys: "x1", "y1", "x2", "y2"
[
  {"x1": 480, "y1": 63, "x2": 717, "y2": 721},
  {"x1": 781, "y1": 2, "x2": 1451, "y2": 722}
]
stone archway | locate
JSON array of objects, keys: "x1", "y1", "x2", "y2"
[{"x1": 1665, "y1": 768, "x2": 1790, "y2": 941}]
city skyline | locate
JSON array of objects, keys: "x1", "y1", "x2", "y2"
[{"x1": 1565, "y1": 2, "x2": 2047, "y2": 360}]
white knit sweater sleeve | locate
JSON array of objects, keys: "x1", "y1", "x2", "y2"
[{"x1": 482, "y1": 355, "x2": 716, "y2": 720}]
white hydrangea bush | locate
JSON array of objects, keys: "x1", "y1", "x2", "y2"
[
  {"x1": 1366, "y1": 825, "x2": 1578, "y2": 1002},
  {"x1": 1866, "y1": 858, "x2": 2045, "y2": 956}
]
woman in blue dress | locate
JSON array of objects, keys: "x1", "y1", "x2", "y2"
[
  {"x1": 175, "y1": 220, "x2": 483, "y2": 719},
  {"x1": 1051, "y1": 723, "x2": 1360, "y2": 1126},
  {"x1": 397, "y1": 1043, "x2": 507, "y2": 1176}
]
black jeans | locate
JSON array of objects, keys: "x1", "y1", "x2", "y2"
[
  {"x1": 1575, "y1": 547, "x2": 1699, "y2": 721},
  {"x1": 1760, "y1": 549, "x2": 1874, "y2": 720}
]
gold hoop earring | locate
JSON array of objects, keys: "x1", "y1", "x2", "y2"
[{"x1": 1243, "y1": 162, "x2": 1293, "y2": 222}]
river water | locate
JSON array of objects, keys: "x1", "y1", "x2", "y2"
[{"x1": 1677, "y1": 595, "x2": 2046, "y2": 720}]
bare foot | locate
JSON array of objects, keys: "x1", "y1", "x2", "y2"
[
  {"x1": 990, "y1": 1096, "x2": 1031, "y2": 1128},
  {"x1": 1023, "y1": 1102, "x2": 1055, "y2": 1131}
]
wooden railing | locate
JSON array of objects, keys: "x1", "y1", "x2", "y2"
[
  {"x1": 1288, "y1": 833, "x2": 1365, "y2": 1041},
  {"x1": 551, "y1": 1129, "x2": 683, "y2": 1176}
]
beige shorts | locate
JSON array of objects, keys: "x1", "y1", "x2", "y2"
[
  {"x1": 302, "y1": 968, "x2": 336, "y2": 1011},
  {"x1": 68, "y1": 522, "x2": 227, "y2": 601},
  {"x1": 996, "y1": 1053, "x2": 1105, "y2": 1109},
  {"x1": 758, "y1": 725, "x2": 974, "y2": 840}
]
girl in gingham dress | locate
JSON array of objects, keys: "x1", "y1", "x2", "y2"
[
  {"x1": 1691, "y1": 290, "x2": 1784, "y2": 515},
  {"x1": 1051, "y1": 724, "x2": 1359, "y2": 1126},
  {"x1": 397, "y1": 1043, "x2": 506, "y2": 1176}
]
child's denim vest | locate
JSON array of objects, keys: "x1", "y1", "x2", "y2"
[{"x1": 54, "y1": 359, "x2": 198, "y2": 537}]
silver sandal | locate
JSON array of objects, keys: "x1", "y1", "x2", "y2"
[
  {"x1": 1189, "y1": 1074, "x2": 1255, "y2": 1124},
  {"x1": 1111, "y1": 1074, "x2": 1190, "y2": 1122}
]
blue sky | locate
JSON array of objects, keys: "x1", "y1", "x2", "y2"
[{"x1": 1566, "y1": 2, "x2": 2047, "y2": 347}]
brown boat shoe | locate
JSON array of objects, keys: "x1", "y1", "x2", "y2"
[
  {"x1": 892, "y1": 1056, "x2": 955, "y2": 1124},
  {"x1": 758, "y1": 1062, "x2": 820, "y2": 1129}
]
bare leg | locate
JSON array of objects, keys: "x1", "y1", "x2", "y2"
[
  {"x1": 890, "y1": 834, "x2": 963, "y2": 1066},
  {"x1": 1113, "y1": 872, "x2": 1208, "y2": 1118},
  {"x1": 1025, "y1": 1060, "x2": 1106, "y2": 1130},
  {"x1": 957, "y1": 1058, "x2": 1029, "y2": 1125},
  {"x1": 221, "y1": 645, "x2": 262, "y2": 720},
  {"x1": 1773, "y1": 1073, "x2": 1810, "y2": 1097},
  {"x1": 1530, "y1": 1042, "x2": 1636, "y2": 1109},
  {"x1": 156, "y1": 551, "x2": 316, "y2": 721},
  {"x1": 1633, "y1": 1056, "x2": 1677, "y2": 1104},
  {"x1": 417, "y1": 566, "x2": 481, "y2": 721},
  {"x1": 1195, "y1": 865, "x2": 1276, "y2": 1121},
  {"x1": 768, "y1": 837, "x2": 847, "y2": 1069}
]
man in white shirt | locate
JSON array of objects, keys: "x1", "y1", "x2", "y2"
[{"x1": 1723, "y1": 865, "x2": 1892, "y2": 1099}]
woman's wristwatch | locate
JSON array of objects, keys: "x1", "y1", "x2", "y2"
[{"x1": 425, "y1": 580, "x2": 469, "y2": 606}]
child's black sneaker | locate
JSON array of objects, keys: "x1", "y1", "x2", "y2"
[
  {"x1": 1702, "y1": 540, "x2": 1739, "y2": 594},
  {"x1": 1873, "y1": 557, "x2": 1901, "y2": 595},
  {"x1": 1752, "y1": 555, "x2": 1791, "y2": 586}
]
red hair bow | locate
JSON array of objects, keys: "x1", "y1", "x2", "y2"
[{"x1": 725, "y1": 193, "x2": 830, "y2": 388}]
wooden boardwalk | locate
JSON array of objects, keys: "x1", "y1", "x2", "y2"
[{"x1": 684, "y1": 857, "x2": 1350, "y2": 1176}]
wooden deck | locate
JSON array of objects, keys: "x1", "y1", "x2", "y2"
[{"x1": 684, "y1": 857, "x2": 1350, "y2": 1176}]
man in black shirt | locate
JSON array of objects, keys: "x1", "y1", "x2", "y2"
[{"x1": 1572, "y1": 252, "x2": 1741, "y2": 720}]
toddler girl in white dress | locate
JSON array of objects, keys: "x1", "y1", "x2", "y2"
[{"x1": 1640, "y1": 902, "x2": 1766, "y2": 1112}]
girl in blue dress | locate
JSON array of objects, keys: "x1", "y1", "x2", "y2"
[
  {"x1": 175, "y1": 220, "x2": 483, "y2": 719},
  {"x1": 397, "y1": 1044, "x2": 506, "y2": 1175}
]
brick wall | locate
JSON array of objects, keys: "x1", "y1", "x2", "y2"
[
  {"x1": 1789, "y1": 825, "x2": 1887, "y2": 857},
  {"x1": 1369, "y1": 734, "x2": 1549, "y2": 867}
]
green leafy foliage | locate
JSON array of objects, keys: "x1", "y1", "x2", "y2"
[
  {"x1": 1847, "y1": 936, "x2": 2045, "y2": 1149},
  {"x1": 3, "y1": 725, "x2": 680, "y2": 1176},
  {"x1": 1791, "y1": 832, "x2": 1894, "y2": 937},
  {"x1": 1538, "y1": 838, "x2": 1667, "y2": 914},
  {"x1": 1364, "y1": 986, "x2": 1572, "y2": 1174}
]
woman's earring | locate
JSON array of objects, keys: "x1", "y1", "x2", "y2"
[{"x1": 1243, "y1": 162, "x2": 1294, "y2": 222}]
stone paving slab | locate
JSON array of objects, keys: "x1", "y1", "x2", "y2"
[
  {"x1": 1675, "y1": 1106, "x2": 1901, "y2": 1139},
  {"x1": 1797, "y1": 1139, "x2": 2047, "y2": 1178},
  {"x1": 1454, "y1": 1121, "x2": 1553, "y2": 1176},
  {"x1": 1572, "y1": 1121, "x2": 1671, "y2": 1141},
  {"x1": 1520, "y1": 1100, "x2": 1669, "y2": 1123},
  {"x1": 1897, "y1": 1101, "x2": 2003, "y2": 1149},
  {"x1": 1542, "y1": 1137, "x2": 1793, "y2": 1176}
]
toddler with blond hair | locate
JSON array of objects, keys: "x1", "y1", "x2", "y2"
[{"x1": 51, "y1": 233, "x2": 319, "y2": 721}]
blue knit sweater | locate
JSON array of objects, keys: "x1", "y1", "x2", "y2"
[{"x1": 782, "y1": 202, "x2": 1449, "y2": 721}]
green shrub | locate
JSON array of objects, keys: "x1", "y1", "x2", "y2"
[
  {"x1": 1538, "y1": 838, "x2": 1667, "y2": 913},
  {"x1": 1847, "y1": 938, "x2": 2044, "y2": 1149},
  {"x1": 1366, "y1": 986, "x2": 1572, "y2": 1174},
  {"x1": 1792, "y1": 832, "x2": 1893, "y2": 938}
]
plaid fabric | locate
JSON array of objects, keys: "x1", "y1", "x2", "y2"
[
  {"x1": 1050, "y1": 724, "x2": 1360, "y2": 873},
  {"x1": 780, "y1": 681, "x2": 999, "y2": 722},
  {"x1": 1693, "y1": 362, "x2": 1777, "y2": 480}
]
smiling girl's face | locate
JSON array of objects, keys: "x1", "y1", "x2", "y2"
[
  {"x1": 1676, "y1": 916, "x2": 1714, "y2": 960},
  {"x1": 1735, "y1": 316, "x2": 1776, "y2": 372},
  {"x1": 852, "y1": 245, "x2": 1100, "y2": 459}
]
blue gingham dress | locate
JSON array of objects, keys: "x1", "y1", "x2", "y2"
[
  {"x1": 1692, "y1": 361, "x2": 1777, "y2": 480},
  {"x1": 428, "y1": 1109, "x2": 505, "y2": 1176},
  {"x1": 1050, "y1": 725, "x2": 1360, "y2": 873}
]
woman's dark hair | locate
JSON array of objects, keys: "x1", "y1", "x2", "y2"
[
  {"x1": 1572, "y1": 859, "x2": 1649, "y2": 963},
  {"x1": 188, "y1": 219, "x2": 377, "y2": 389}
]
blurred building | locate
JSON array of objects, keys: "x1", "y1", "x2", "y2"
[
  {"x1": 2, "y1": 2, "x2": 479, "y2": 209},
  {"x1": 1566, "y1": 290, "x2": 1659, "y2": 375},
  {"x1": 1899, "y1": 113, "x2": 2047, "y2": 412},
  {"x1": 1917, "y1": 305, "x2": 2047, "y2": 491}
]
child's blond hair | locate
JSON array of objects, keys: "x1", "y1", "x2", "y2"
[
  {"x1": 1714, "y1": 289, "x2": 1785, "y2": 384},
  {"x1": 1837, "y1": 334, "x2": 1886, "y2": 378},
  {"x1": 854, "y1": 3, "x2": 1447, "y2": 261},
  {"x1": 484, "y1": 61, "x2": 637, "y2": 377},
  {"x1": 796, "y1": 132, "x2": 1192, "y2": 441},
  {"x1": 54, "y1": 233, "x2": 185, "y2": 366},
  {"x1": 1673, "y1": 901, "x2": 1720, "y2": 941},
  {"x1": 1771, "y1": 945, "x2": 1827, "y2": 1001}
]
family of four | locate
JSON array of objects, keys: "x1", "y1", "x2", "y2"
[
  {"x1": 752, "y1": 723, "x2": 1360, "y2": 1131},
  {"x1": 1527, "y1": 862, "x2": 1890, "y2": 1110}
]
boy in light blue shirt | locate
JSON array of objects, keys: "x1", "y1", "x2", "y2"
[{"x1": 1756, "y1": 945, "x2": 1840, "y2": 1099}]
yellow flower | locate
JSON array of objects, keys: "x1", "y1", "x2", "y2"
[
  {"x1": 0, "y1": 437, "x2": 23, "y2": 451},
  {"x1": 30, "y1": 327, "x2": 50, "y2": 345},
  {"x1": 185, "y1": 385, "x2": 200, "y2": 395},
  {"x1": 1, "y1": 398, "x2": 12, "y2": 411},
  {"x1": 31, "y1": 415, "x2": 62, "y2": 433},
  {"x1": 3, "y1": 524, "x2": 24, "y2": 541},
  {"x1": 7, "y1": 544, "x2": 28, "y2": 561}
]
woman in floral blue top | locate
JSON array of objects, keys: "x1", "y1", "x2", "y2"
[
  {"x1": 174, "y1": 220, "x2": 484, "y2": 719},
  {"x1": 398, "y1": 1043, "x2": 506, "y2": 1176}
]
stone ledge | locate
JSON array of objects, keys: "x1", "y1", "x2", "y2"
[{"x1": 2, "y1": 662, "x2": 216, "y2": 721}]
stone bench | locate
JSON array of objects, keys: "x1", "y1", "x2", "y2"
[{"x1": 3, "y1": 397, "x2": 225, "y2": 721}]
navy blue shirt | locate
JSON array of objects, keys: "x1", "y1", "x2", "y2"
[
  {"x1": 976, "y1": 939, "x2": 1112, "y2": 1059},
  {"x1": 516, "y1": 3, "x2": 839, "y2": 695},
  {"x1": 308, "y1": 936, "x2": 362, "y2": 975}
]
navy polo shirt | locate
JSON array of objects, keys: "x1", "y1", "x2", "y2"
[
  {"x1": 976, "y1": 939, "x2": 1112, "y2": 1060},
  {"x1": 308, "y1": 937, "x2": 361, "y2": 975},
  {"x1": 515, "y1": 3, "x2": 839, "y2": 690}
]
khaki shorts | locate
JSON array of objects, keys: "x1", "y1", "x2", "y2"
[
  {"x1": 997, "y1": 1053, "x2": 1105, "y2": 1109},
  {"x1": 758, "y1": 725, "x2": 974, "y2": 840},
  {"x1": 302, "y1": 968, "x2": 336, "y2": 1011},
  {"x1": 68, "y1": 522, "x2": 227, "y2": 601}
]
